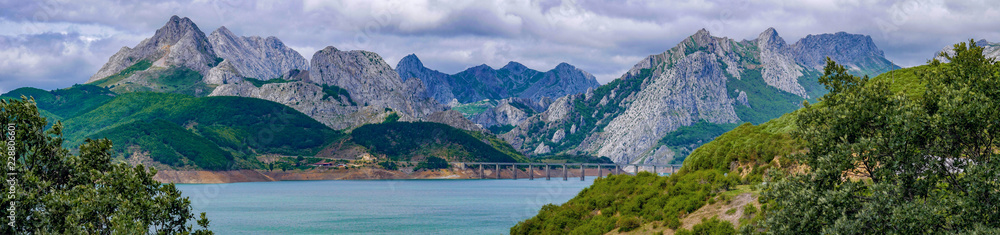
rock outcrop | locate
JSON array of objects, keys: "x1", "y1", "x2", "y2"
[
  {"x1": 207, "y1": 26, "x2": 309, "y2": 80},
  {"x1": 311, "y1": 46, "x2": 439, "y2": 118},
  {"x1": 469, "y1": 98, "x2": 547, "y2": 129},
  {"x1": 757, "y1": 28, "x2": 807, "y2": 97}
]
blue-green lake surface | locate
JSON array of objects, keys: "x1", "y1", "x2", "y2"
[{"x1": 176, "y1": 179, "x2": 594, "y2": 234}]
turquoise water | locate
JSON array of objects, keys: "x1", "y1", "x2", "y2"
[{"x1": 175, "y1": 179, "x2": 594, "y2": 234}]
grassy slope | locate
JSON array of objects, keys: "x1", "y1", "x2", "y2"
[
  {"x1": 92, "y1": 119, "x2": 233, "y2": 170},
  {"x1": 512, "y1": 65, "x2": 927, "y2": 234},
  {"x1": 1, "y1": 84, "x2": 116, "y2": 120},
  {"x1": 4, "y1": 85, "x2": 347, "y2": 170},
  {"x1": 64, "y1": 92, "x2": 344, "y2": 157}
]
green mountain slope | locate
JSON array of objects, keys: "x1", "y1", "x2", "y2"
[
  {"x1": 4, "y1": 85, "x2": 528, "y2": 170},
  {"x1": 351, "y1": 122, "x2": 527, "y2": 163},
  {"x1": 1, "y1": 84, "x2": 116, "y2": 120},
  {"x1": 92, "y1": 119, "x2": 234, "y2": 170},
  {"x1": 61, "y1": 92, "x2": 342, "y2": 156}
]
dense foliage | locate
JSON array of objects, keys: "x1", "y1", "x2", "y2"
[
  {"x1": 676, "y1": 217, "x2": 736, "y2": 235},
  {"x1": 725, "y1": 68, "x2": 806, "y2": 125},
  {"x1": 0, "y1": 84, "x2": 115, "y2": 120},
  {"x1": 511, "y1": 171, "x2": 739, "y2": 234},
  {"x1": 0, "y1": 97, "x2": 212, "y2": 234},
  {"x1": 63, "y1": 93, "x2": 342, "y2": 157},
  {"x1": 658, "y1": 120, "x2": 740, "y2": 163},
  {"x1": 90, "y1": 120, "x2": 233, "y2": 170},
  {"x1": 320, "y1": 84, "x2": 356, "y2": 106},
  {"x1": 4, "y1": 88, "x2": 348, "y2": 170},
  {"x1": 414, "y1": 156, "x2": 449, "y2": 171},
  {"x1": 351, "y1": 122, "x2": 527, "y2": 163},
  {"x1": 759, "y1": 42, "x2": 1000, "y2": 234}
]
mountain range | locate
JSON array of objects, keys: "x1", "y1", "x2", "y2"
[
  {"x1": 9, "y1": 15, "x2": 905, "y2": 170},
  {"x1": 395, "y1": 54, "x2": 601, "y2": 105},
  {"x1": 500, "y1": 28, "x2": 898, "y2": 165}
]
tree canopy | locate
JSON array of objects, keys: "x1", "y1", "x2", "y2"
[
  {"x1": 0, "y1": 97, "x2": 212, "y2": 234},
  {"x1": 759, "y1": 40, "x2": 1000, "y2": 234}
]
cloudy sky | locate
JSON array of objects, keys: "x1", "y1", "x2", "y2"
[{"x1": 2, "y1": 0, "x2": 999, "y2": 93}]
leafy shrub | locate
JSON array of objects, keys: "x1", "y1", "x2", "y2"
[
  {"x1": 378, "y1": 161, "x2": 398, "y2": 171},
  {"x1": 616, "y1": 216, "x2": 641, "y2": 232},
  {"x1": 415, "y1": 156, "x2": 449, "y2": 171},
  {"x1": 351, "y1": 122, "x2": 525, "y2": 163},
  {"x1": 382, "y1": 112, "x2": 400, "y2": 123},
  {"x1": 675, "y1": 217, "x2": 735, "y2": 235},
  {"x1": 89, "y1": 119, "x2": 232, "y2": 170},
  {"x1": 243, "y1": 77, "x2": 294, "y2": 87}
]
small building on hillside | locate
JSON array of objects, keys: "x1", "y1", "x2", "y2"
[{"x1": 311, "y1": 162, "x2": 334, "y2": 167}]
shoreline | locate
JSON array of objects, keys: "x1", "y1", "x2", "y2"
[{"x1": 153, "y1": 167, "x2": 631, "y2": 184}]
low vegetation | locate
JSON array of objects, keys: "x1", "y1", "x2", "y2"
[
  {"x1": 90, "y1": 59, "x2": 152, "y2": 87},
  {"x1": 414, "y1": 156, "x2": 449, "y2": 171},
  {"x1": 243, "y1": 77, "x2": 294, "y2": 87}
]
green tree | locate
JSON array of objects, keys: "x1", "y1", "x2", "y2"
[
  {"x1": 415, "y1": 156, "x2": 449, "y2": 171},
  {"x1": 0, "y1": 97, "x2": 212, "y2": 234},
  {"x1": 677, "y1": 216, "x2": 736, "y2": 235},
  {"x1": 760, "y1": 41, "x2": 1000, "y2": 234}
]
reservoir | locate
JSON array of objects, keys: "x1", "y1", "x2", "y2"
[{"x1": 176, "y1": 178, "x2": 595, "y2": 234}]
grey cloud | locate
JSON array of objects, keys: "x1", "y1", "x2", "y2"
[{"x1": 3, "y1": 0, "x2": 1000, "y2": 89}]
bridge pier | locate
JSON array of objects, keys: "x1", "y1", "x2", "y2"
[
  {"x1": 545, "y1": 164, "x2": 550, "y2": 180},
  {"x1": 495, "y1": 164, "x2": 500, "y2": 179},
  {"x1": 479, "y1": 164, "x2": 484, "y2": 179},
  {"x1": 580, "y1": 164, "x2": 585, "y2": 181},
  {"x1": 562, "y1": 164, "x2": 567, "y2": 181},
  {"x1": 529, "y1": 164, "x2": 534, "y2": 180},
  {"x1": 512, "y1": 164, "x2": 517, "y2": 180},
  {"x1": 597, "y1": 164, "x2": 602, "y2": 178},
  {"x1": 653, "y1": 165, "x2": 657, "y2": 176},
  {"x1": 634, "y1": 164, "x2": 638, "y2": 174}
]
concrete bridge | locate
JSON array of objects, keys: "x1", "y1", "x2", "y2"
[{"x1": 446, "y1": 162, "x2": 683, "y2": 181}]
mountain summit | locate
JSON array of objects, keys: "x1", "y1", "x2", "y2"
[
  {"x1": 88, "y1": 15, "x2": 218, "y2": 83},
  {"x1": 395, "y1": 55, "x2": 600, "y2": 105}
]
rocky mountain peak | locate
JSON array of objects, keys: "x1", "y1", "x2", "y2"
[
  {"x1": 395, "y1": 54, "x2": 455, "y2": 104},
  {"x1": 399, "y1": 54, "x2": 424, "y2": 68},
  {"x1": 756, "y1": 27, "x2": 787, "y2": 49},
  {"x1": 88, "y1": 15, "x2": 217, "y2": 83},
  {"x1": 154, "y1": 15, "x2": 205, "y2": 45},
  {"x1": 470, "y1": 64, "x2": 494, "y2": 72},
  {"x1": 553, "y1": 62, "x2": 576, "y2": 71},
  {"x1": 501, "y1": 61, "x2": 528, "y2": 72},
  {"x1": 207, "y1": 26, "x2": 308, "y2": 80}
]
